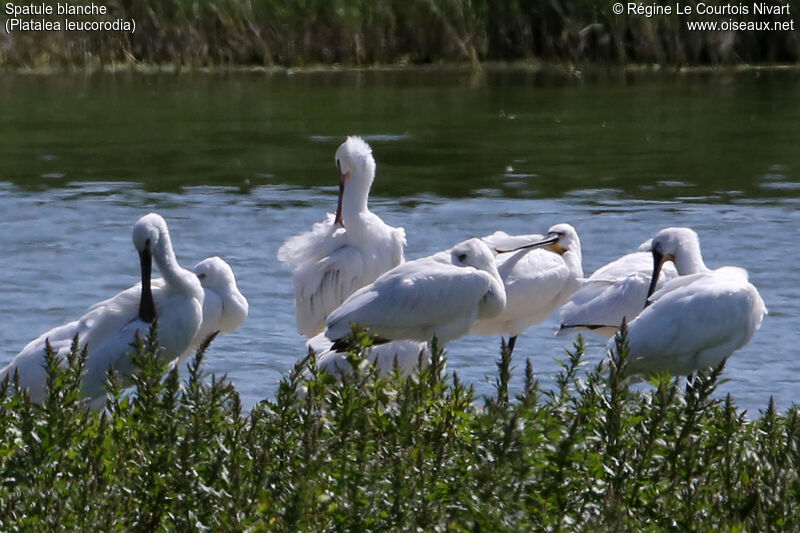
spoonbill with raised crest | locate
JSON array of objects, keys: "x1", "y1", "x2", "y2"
[{"x1": 278, "y1": 136, "x2": 406, "y2": 337}]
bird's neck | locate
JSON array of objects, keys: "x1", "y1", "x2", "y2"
[
  {"x1": 478, "y1": 266, "x2": 507, "y2": 319},
  {"x1": 674, "y1": 244, "x2": 709, "y2": 275},
  {"x1": 563, "y1": 249, "x2": 584, "y2": 278},
  {"x1": 220, "y1": 290, "x2": 248, "y2": 332},
  {"x1": 341, "y1": 172, "x2": 372, "y2": 228},
  {"x1": 153, "y1": 233, "x2": 199, "y2": 294}
]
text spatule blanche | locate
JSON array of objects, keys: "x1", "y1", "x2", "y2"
[{"x1": 5, "y1": 3, "x2": 108, "y2": 16}]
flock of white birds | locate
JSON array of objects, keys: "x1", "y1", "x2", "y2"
[{"x1": 0, "y1": 136, "x2": 768, "y2": 408}]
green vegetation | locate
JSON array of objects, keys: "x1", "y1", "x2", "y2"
[
  {"x1": 2, "y1": 0, "x2": 799, "y2": 68},
  {"x1": 2, "y1": 326, "x2": 800, "y2": 530}
]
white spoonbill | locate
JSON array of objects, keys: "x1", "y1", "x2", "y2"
[
  {"x1": 57, "y1": 256, "x2": 248, "y2": 373},
  {"x1": 278, "y1": 136, "x2": 406, "y2": 337},
  {"x1": 608, "y1": 227, "x2": 767, "y2": 380},
  {"x1": 1, "y1": 213, "x2": 204, "y2": 409},
  {"x1": 557, "y1": 238, "x2": 678, "y2": 338},
  {"x1": 324, "y1": 238, "x2": 506, "y2": 347},
  {"x1": 470, "y1": 223, "x2": 583, "y2": 355},
  {"x1": 306, "y1": 333, "x2": 428, "y2": 378},
  {"x1": 167, "y1": 256, "x2": 249, "y2": 371}
]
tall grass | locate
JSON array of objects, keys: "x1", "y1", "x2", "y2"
[
  {"x1": 1, "y1": 0, "x2": 798, "y2": 68},
  {"x1": 2, "y1": 325, "x2": 800, "y2": 529}
]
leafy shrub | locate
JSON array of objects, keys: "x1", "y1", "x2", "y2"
[{"x1": 1, "y1": 325, "x2": 799, "y2": 530}]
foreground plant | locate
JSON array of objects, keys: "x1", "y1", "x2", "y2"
[{"x1": 0, "y1": 326, "x2": 799, "y2": 531}]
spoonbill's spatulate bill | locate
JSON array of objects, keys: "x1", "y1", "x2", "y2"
[
  {"x1": 470, "y1": 223, "x2": 583, "y2": 355},
  {"x1": 557, "y1": 239, "x2": 678, "y2": 338},
  {"x1": 609, "y1": 227, "x2": 767, "y2": 380},
  {"x1": 324, "y1": 238, "x2": 506, "y2": 347},
  {"x1": 1, "y1": 213, "x2": 204, "y2": 410},
  {"x1": 278, "y1": 136, "x2": 406, "y2": 337}
]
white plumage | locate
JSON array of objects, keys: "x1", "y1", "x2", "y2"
[
  {"x1": 306, "y1": 333, "x2": 428, "y2": 378},
  {"x1": 168, "y1": 256, "x2": 249, "y2": 371},
  {"x1": 325, "y1": 238, "x2": 506, "y2": 346},
  {"x1": 470, "y1": 223, "x2": 583, "y2": 354},
  {"x1": 558, "y1": 239, "x2": 678, "y2": 338},
  {"x1": 278, "y1": 136, "x2": 406, "y2": 337},
  {"x1": 43, "y1": 256, "x2": 249, "y2": 374},
  {"x1": 1, "y1": 213, "x2": 204, "y2": 409},
  {"x1": 609, "y1": 227, "x2": 767, "y2": 379}
]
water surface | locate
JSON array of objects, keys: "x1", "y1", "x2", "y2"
[{"x1": 1, "y1": 68, "x2": 798, "y2": 413}]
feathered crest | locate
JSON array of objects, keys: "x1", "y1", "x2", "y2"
[{"x1": 342, "y1": 136, "x2": 372, "y2": 157}]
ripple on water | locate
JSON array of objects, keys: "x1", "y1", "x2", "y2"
[
  {"x1": 761, "y1": 181, "x2": 800, "y2": 191},
  {"x1": 309, "y1": 133, "x2": 410, "y2": 143}
]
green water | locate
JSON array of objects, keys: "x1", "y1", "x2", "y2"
[{"x1": 2, "y1": 68, "x2": 798, "y2": 199}]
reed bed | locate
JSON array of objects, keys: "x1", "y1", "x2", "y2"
[
  {"x1": 1, "y1": 0, "x2": 799, "y2": 68},
  {"x1": 1, "y1": 326, "x2": 799, "y2": 530}
]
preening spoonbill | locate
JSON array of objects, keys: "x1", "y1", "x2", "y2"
[
  {"x1": 306, "y1": 333, "x2": 429, "y2": 378},
  {"x1": 470, "y1": 223, "x2": 583, "y2": 355},
  {"x1": 278, "y1": 136, "x2": 406, "y2": 337},
  {"x1": 1, "y1": 213, "x2": 204, "y2": 409},
  {"x1": 167, "y1": 256, "x2": 249, "y2": 371},
  {"x1": 609, "y1": 227, "x2": 767, "y2": 379},
  {"x1": 324, "y1": 238, "x2": 506, "y2": 347},
  {"x1": 557, "y1": 238, "x2": 678, "y2": 338},
  {"x1": 44, "y1": 256, "x2": 248, "y2": 374}
]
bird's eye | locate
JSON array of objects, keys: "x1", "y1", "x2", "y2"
[
  {"x1": 457, "y1": 253, "x2": 467, "y2": 262},
  {"x1": 197, "y1": 273, "x2": 207, "y2": 280}
]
